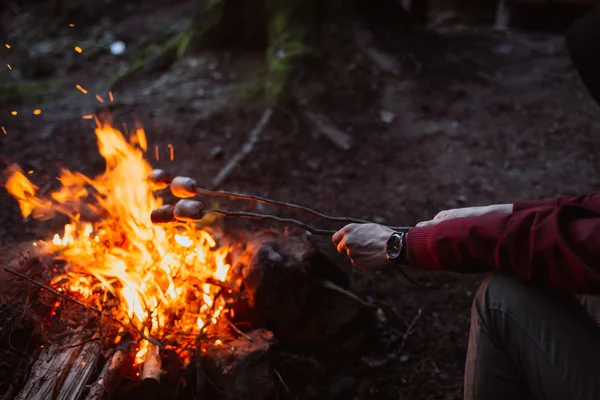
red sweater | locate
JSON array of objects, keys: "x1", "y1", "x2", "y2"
[{"x1": 406, "y1": 195, "x2": 600, "y2": 294}]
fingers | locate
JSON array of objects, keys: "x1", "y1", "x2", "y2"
[
  {"x1": 434, "y1": 210, "x2": 449, "y2": 220},
  {"x1": 416, "y1": 219, "x2": 439, "y2": 227},
  {"x1": 416, "y1": 209, "x2": 453, "y2": 227},
  {"x1": 336, "y1": 238, "x2": 348, "y2": 255},
  {"x1": 332, "y1": 224, "x2": 355, "y2": 247},
  {"x1": 332, "y1": 229, "x2": 345, "y2": 247}
]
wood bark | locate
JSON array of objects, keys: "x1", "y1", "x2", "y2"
[
  {"x1": 85, "y1": 339, "x2": 133, "y2": 400},
  {"x1": 16, "y1": 334, "x2": 102, "y2": 400},
  {"x1": 141, "y1": 342, "x2": 162, "y2": 382}
]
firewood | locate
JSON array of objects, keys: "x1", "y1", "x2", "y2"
[
  {"x1": 16, "y1": 334, "x2": 102, "y2": 400},
  {"x1": 85, "y1": 338, "x2": 134, "y2": 400},
  {"x1": 141, "y1": 342, "x2": 162, "y2": 382},
  {"x1": 203, "y1": 329, "x2": 276, "y2": 400}
]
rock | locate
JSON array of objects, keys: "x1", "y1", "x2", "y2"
[{"x1": 203, "y1": 330, "x2": 276, "y2": 400}]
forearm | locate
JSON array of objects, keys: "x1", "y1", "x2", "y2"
[
  {"x1": 406, "y1": 204, "x2": 600, "y2": 293},
  {"x1": 513, "y1": 194, "x2": 600, "y2": 212}
]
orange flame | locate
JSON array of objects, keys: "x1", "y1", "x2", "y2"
[{"x1": 4, "y1": 122, "x2": 231, "y2": 362}]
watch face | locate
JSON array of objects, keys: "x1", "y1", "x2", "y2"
[{"x1": 387, "y1": 233, "x2": 402, "y2": 260}]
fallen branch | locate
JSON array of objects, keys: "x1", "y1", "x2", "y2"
[
  {"x1": 211, "y1": 108, "x2": 274, "y2": 187},
  {"x1": 301, "y1": 109, "x2": 353, "y2": 150},
  {"x1": 398, "y1": 307, "x2": 424, "y2": 354},
  {"x1": 274, "y1": 369, "x2": 290, "y2": 394}
]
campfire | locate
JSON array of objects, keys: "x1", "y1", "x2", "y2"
[{"x1": 1, "y1": 120, "x2": 392, "y2": 399}]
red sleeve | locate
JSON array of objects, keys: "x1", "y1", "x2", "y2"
[
  {"x1": 513, "y1": 194, "x2": 600, "y2": 212},
  {"x1": 407, "y1": 203, "x2": 600, "y2": 293}
]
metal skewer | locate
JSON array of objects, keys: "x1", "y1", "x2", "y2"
[{"x1": 148, "y1": 170, "x2": 410, "y2": 231}]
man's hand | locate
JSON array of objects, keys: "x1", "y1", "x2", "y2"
[
  {"x1": 332, "y1": 223, "x2": 394, "y2": 270},
  {"x1": 416, "y1": 204, "x2": 513, "y2": 227}
]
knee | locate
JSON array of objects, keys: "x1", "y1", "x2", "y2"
[{"x1": 473, "y1": 274, "x2": 530, "y2": 323}]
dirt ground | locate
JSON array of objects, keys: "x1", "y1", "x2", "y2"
[{"x1": 2, "y1": 1, "x2": 600, "y2": 399}]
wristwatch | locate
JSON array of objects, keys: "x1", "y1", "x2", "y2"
[{"x1": 386, "y1": 231, "x2": 407, "y2": 264}]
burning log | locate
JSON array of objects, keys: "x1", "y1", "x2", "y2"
[
  {"x1": 203, "y1": 329, "x2": 276, "y2": 400},
  {"x1": 85, "y1": 338, "x2": 134, "y2": 400},
  {"x1": 16, "y1": 334, "x2": 102, "y2": 400},
  {"x1": 141, "y1": 342, "x2": 162, "y2": 382}
]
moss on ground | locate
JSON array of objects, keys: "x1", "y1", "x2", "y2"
[{"x1": 0, "y1": 80, "x2": 63, "y2": 104}]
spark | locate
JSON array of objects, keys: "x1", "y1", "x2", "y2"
[
  {"x1": 75, "y1": 85, "x2": 88, "y2": 94},
  {"x1": 95, "y1": 94, "x2": 104, "y2": 103},
  {"x1": 154, "y1": 144, "x2": 159, "y2": 161},
  {"x1": 108, "y1": 91, "x2": 114, "y2": 102},
  {"x1": 5, "y1": 44, "x2": 10, "y2": 49},
  {"x1": 74, "y1": 46, "x2": 82, "y2": 54},
  {"x1": 28, "y1": 170, "x2": 33, "y2": 175},
  {"x1": 69, "y1": 24, "x2": 75, "y2": 27},
  {"x1": 7, "y1": 64, "x2": 11, "y2": 70},
  {"x1": 10, "y1": 111, "x2": 17, "y2": 116},
  {"x1": 82, "y1": 115, "x2": 94, "y2": 120},
  {"x1": 1, "y1": 126, "x2": 6, "y2": 135},
  {"x1": 168, "y1": 143, "x2": 174, "y2": 161},
  {"x1": 33, "y1": 109, "x2": 42, "y2": 115}
]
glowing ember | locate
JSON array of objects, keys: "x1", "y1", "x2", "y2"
[
  {"x1": 76, "y1": 84, "x2": 88, "y2": 94},
  {"x1": 33, "y1": 109, "x2": 42, "y2": 115},
  {"x1": 4, "y1": 122, "x2": 232, "y2": 363},
  {"x1": 11, "y1": 111, "x2": 17, "y2": 116},
  {"x1": 74, "y1": 46, "x2": 83, "y2": 53}
]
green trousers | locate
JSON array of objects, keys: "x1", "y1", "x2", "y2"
[{"x1": 464, "y1": 274, "x2": 600, "y2": 400}]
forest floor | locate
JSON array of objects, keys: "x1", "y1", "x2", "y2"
[{"x1": 1, "y1": 1, "x2": 600, "y2": 399}]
